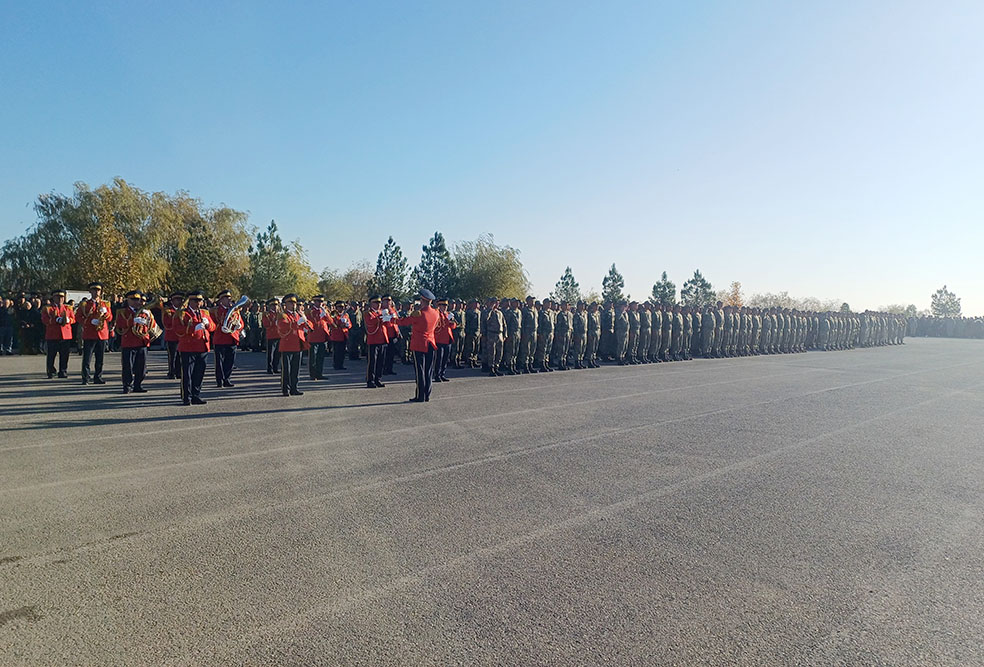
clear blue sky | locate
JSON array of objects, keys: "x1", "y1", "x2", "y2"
[{"x1": 2, "y1": 1, "x2": 982, "y2": 312}]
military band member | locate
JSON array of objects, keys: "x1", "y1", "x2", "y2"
[
  {"x1": 261, "y1": 298, "x2": 282, "y2": 374},
  {"x1": 381, "y1": 295, "x2": 401, "y2": 375},
  {"x1": 277, "y1": 294, "x2": 312, "y2": 396},
  {"x1": 433, "y1": 297, "x2": 457, "y2": 382},
  {"x1": 114, "y1": 290, "x2": 155, "y2": 393},
  {"x1": 210, "y1": 290, "x2": 243, "y2": 388},
  {"x1": 161, "y1": 291, "x2": 185, "y2": 379},
  {"x1": 41, "y1": 289, "x2": 75, "y2": 378},
  {"x1": 176, "y1": 289, "x2": 214, "y2": 405},
  {"x1": 328, "y1": 300, "x2": 351, "y2": 371},
  {"x1": 394, "y1": 288, "x2": 440, "y2": 402},
  {"x1": 77, "y1": 282, "x2": 113, "y2": 384},
  {"x1": 364, "y1": 296, "x2": 390, "y2": 388},
  {"x1": 305, "y1": 295, "x2": 331, "y2": 380}
]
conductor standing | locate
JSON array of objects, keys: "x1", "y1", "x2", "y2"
[{"x1": 395, "y1": 288, "x2": 439, "y2": 402}]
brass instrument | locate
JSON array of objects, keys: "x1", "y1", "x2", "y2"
[
  {"x1": 221, "y1": 295, "x2": 250, "y2": 334},
  {"x1": 131, "y1": 307, "x2": 162, "y2": 341}
]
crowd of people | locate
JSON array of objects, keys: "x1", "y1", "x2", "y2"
[{"x1": 3, "y1": 282, "x2": 980, "y2": 406}]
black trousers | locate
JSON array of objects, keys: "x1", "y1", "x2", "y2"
[
  {"x1": 366, "y1": 343, "x2": 385, "y2": 386},
  {"x1": 181, "y1": 351, "x2": 207, "y2": 401},
  {"x1": 308, "y1": 342, "x2": 326, "y2": 379},
  {"x1": 214, "y1": 344, "x2": 236, "y2": 385},
  {"x1": 384, "y1": 339, "x2": 399, "y2": 373},
  {"x1": 266, "y1": 338, "x2": 280, "y2": 373},
  {"x1": 434, "y1": 343, "x2": 451, "y2": 380},
  {"x1": 45, "y1": 339, "x2": 70, "y2": 376},
  {"x1": 281, "y1": 351, "x2": 300, "y2": 394},
  {"x1": 81, "y1": 339, "x2": 106, "y2": 382},
  {"x1": 121, "y1": 346, "x2": 147, "y2": 389},
  {"x1": 412, "y1": 348, "x2": 435, "y2": 401},
  {"x1": 166, "y1": 340, "x2": 180, "y2": 378},
  {"x1": 331, "y1": 341, "x2": 346, "y2": 369}
]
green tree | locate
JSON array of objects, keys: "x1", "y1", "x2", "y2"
[
  {"x1": 651, "y1": 271, "x2": 676, "y2": 306},
  {"x1": 840, "y1": 302, "x2": 852, "y2": 313},
  {"x1": 601, "y1": 264, "x2": 625, "y2": 303},
  {"x1": 930, "y1": 285, "x2": 961, "y2": 317},
  {"x1": 410, "y1": 232, "x2": 456, "y2": 298},
  {"x1": 904, "y1": 304, "x2": 918, "y2": 318},
  {"x1": 550, "y1": 266, "x2": 581, "y2": 303},
  {"x1": 679, "y1": 270, "x2": 714, "y2": 307},
  {"x1": 319, "y1": 260, "x2": 374, "y2": 302},
  {"x1": 369, "y1": 236, "x2": 409, "y2": 300},
  {"x1": 242, "y1": 221, "x2": 291, "y2": 299},
  {"x1": 453, "y1": 234, "x2": 530, "y2": 300}
]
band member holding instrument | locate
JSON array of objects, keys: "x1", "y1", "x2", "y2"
[
  {"x1": 364, "y1": 295, "x2": 389, "y2": 389},
  {"x1": 41, "y1": 288, "x2": 75, "y2": 379},
  {"x1": 210, "y1": 290, "x2": 243, "y2": 388},
  {"x1": 381, "y1": 294, "x2": 401, "y2": 375},
  {"x1": 277, "y1": 294, "x2": 311, "y2": 396},
  {"x1": 176, "y1": 289, "x2": 214, "y2": 405},
  {"x1": 328, "y1": 300, "x2": 351, "y2": 371},
  {"x1": 305, "y1": 295, "x2": 331, "y2": 380},
  {"x1": 262, "y1": 298, "x2": 282, "y2": 375},
  {"x1": 394, "y1": 288, "x2": 440, "y2": 403},
  {"x1": 433, "y1": 297, "x2": 457, "y2": 382},
  {"x1": 77, "y1": 281, "x2": 113, "y2": 385},
  {"x1": 161, "y1": 292, "x2": 185, "y2": 379},
  {"x1": 114, "y1": 290, "x2": 155, "y2": 393}
]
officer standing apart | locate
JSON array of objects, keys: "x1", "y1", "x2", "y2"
[
  {"x1": 395, "y1": 289, "x2": 440, "y2": 403},
  {"x1": 176, "y1": 289, "x2": 214, "y2": 405}
]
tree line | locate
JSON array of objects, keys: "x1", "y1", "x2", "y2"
[{"x1": 0, "y1": 180, "x2": 966, "y2": 316}]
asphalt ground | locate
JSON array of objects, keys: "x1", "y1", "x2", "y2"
[{"x1": 1, "y1": 338, "x2": 983, "y2": 665}]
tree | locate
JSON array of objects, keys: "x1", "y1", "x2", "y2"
[
  {"x1": 318, "y1": 260, "x2": 374, "y2": 302},
  {"x1": 651, "y1": 271, "x2": 676, "y2": 306},
  {"x1": 242, "y1": 221, "x2": 291, "y2": 299},
  {"x1": 601, "y1": 264, "x2": 625, "y2": 303},
  {"x1": 453, "y1": 234, "x2": 530, "y2": 299},
  {"x1": 369, "y1": 236, "x2": 409, "y2": 300},
  {"x1": 724, "y1": 281, "x2": 744, "y2": 307},
  {"x1": 680, "y1": 270, "x2": 714, "y2": 307},
  {"x1": 904, "y1": 304, "x2": 919, "y2": 318},
  {"x1": 550, "y1": 267, "x2": 581, "y2": 303},
  {"x1": 286, "y1": 240, "x2": 320, "y2": 297},
  {"x1": 930, "y1": 285, "x2": 961, "y2": 317},
  {"x1": 410, "y1": 232, "x2": 456, "y2": 298},
  {"x1": 840, "y1": 302, "x2": 851, "y2": 313}
]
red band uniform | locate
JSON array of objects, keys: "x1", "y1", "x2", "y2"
[
  {"x1": 276, "y1": 296, "x2": 312, "y2": 396},
  {"x1": 176, "y1": 297, "x2": 215, "y2": 404},
  {"x1": 76, "y1": 288, "x2": 113, "y2": 384},
  {"x1": 41, "y1": 291, "x2": 75, "y2": 378},
  {"x1": 114, "y1": 292, "x2": 155, "y2": 393}
]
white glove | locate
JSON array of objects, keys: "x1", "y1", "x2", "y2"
[
  {"x1": 99, "y1": 306, "x2": 107, "y2": 315},
  {"x1": 195, "y1": 323, "x2": 206, "y2": 332},
  {"x1": 297, "y1": 316, "x2": 307, "y2": 325},
  {"x1": 91, "y1": 319, "x2": 101, "y2": 326},
  {"x1": 201, "y1": 317, "x2": 209, "y2": 326},
  {"x1": 381, "y1": 313, "x2": 392, "y2": 322},
  {"x1": 134, "y1": 317, "x2": 147, "y2": 325}
]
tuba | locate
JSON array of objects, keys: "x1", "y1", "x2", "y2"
[{"x1": 222, "y1": 295, "x2": 250, "y2": 334}]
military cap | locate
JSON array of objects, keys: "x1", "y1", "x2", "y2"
[
  {"x1": 169, "y1": 291, "x2": 184, "y2": 299},
  {"x1": 87, "y1": 281, "x2": 103, "y2": 289},
  {"x1": 125, "y1": 289, "x2": 144, "y2": 299},
  {"x1": 418, "y1": 288, "x2": 436, "y2": 301},
  {"x1": 382, "y1": 294, "x2": 393, "y2": 300},
  {"x1": 51, "y1": 289, "x2": 66, "y2": 296},
  {"x1": 282, "y1": 293, "x2": 299, "y2": 304},
  {"x1": 186, "y1": 289, "x2": 205, "y2": 299},
  {"x1": 312, "y1": 294, "x2": 325, "y2": 300},
  {"x1": 216, "y1": 289, "x2": 232, "y2": 299},
  {"x1": 334, "y1": 299, "x2": 346, "y2": 306},
  {"x1": 435, "y1": 297, "x2": 448, "y2": 305},
  {"x1": 369, "y1": 295, "x2": 382, "y2": 303},
  {"x1": 265, "y1": 297, "x2": 278, "y2": 305}
]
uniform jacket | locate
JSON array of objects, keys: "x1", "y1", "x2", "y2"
[
  {"x1": 210, "y1": 304, "x2": 241, "y2": 346},
  {"x1": 305, "y1": 306, "x2": 332, "y2": 344},
  {"x1": 176, "y1": 307, "x2": 215, "y2": 353},
  {"x1": 395, "y1": 306, "x2": 439, "y2": 352},
  {"x1": 327, "y1": 311, "x2": 351, "y2": 343},
  {"x1": 262, "y1": 310, "x2": 281, "y2": 340},
  {"x1": 434, "y1": 310, "x2": 457, "y2": 345},
  {"x1": 277, "y1": 311, "x2": 312, "y2": 352},
  {"x1": 364, "y1": 309, "x2": 391, "y2": 345},
  {"x1": 77, "y1": 299, "x2": 113, "y2": 341},
  {"x1": 485, "y1": 309, "x2": 505, "y2": 340},
  {"x1": 115, "y1": 307, "x2": 155, "y2": 348},
  {"x1": 41, "y1": 304, "x2": 75, "y2": 340}
]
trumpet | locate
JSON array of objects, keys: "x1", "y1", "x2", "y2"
[{"x1": 222, "y1": 295, "x2": 250, "y2": 334}]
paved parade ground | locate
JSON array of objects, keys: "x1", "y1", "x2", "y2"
[{"x1": 2, "y1": 338, "x2": 983, "y2": 665}]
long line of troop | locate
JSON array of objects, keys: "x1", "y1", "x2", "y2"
[{"x1": 34, "y1": 283, "x2": 907, "y2": 406}]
